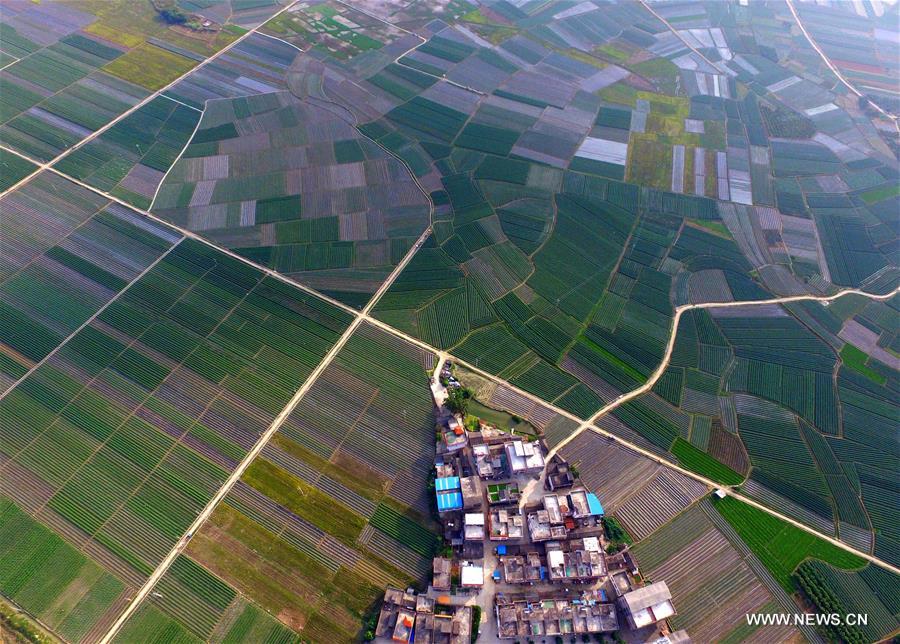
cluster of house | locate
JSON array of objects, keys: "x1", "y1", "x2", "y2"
[
  {"x1": 486, "y1": 477, "x2": 682, "y2": 639},
  {"x1": 374, "y1": 364, "x2": 688, "y2": 642},
  {"x1": 375, "y1": 588, "x2": 472, "y2": 644}
]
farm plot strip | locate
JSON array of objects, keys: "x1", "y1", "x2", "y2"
[
  {"x1": 0, "y1": 238, "x2": 353, "y2": 642},
  {"x1": 99, "y1": 316, "x2": 365, "y2": 643},
  {"x1": 329, "y1": 0, "x2": 480, "y2": 97},
  {"x1": 637, "y1": 0, "x2": 718, "y2": 70},
  {"x1": 0, "y1": 0, "x2": 304, "y2": 202},
  {"x1": 0, "y1": 233, "x2": 182, "y2": 404},
  {"x1": 4, "y1": 157, "x2": 898, "y2": 581},
  {"x1": 0, "y1": 171, "x2": 184, "y2": 396},
  {"x1": 7, "y1": 140, "x2": 899, "y2": 576},
  {"x1": 146, "y1": 99, "x2": 205, "y2": 213},
  {"x1": 0, "y1": 144, "x2": 361, "y2": 318},
  {"x1": 549, "y1": 286, "x2": 900, "y2": 460},
  {"x1": 107, "y1": 322, "x2": 441, "y2": 641},
  {"x1": 98, "y1": 199, "x2": 435, "y2": 642},
  {"x1": 785, "y1": 0, "x2": 899, "y2": 127}
]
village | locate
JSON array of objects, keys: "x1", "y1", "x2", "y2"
[{"x1": 373, "y1": 362, "x2": 689, "y2": 644}]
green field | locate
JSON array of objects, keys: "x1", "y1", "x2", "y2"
[
  {"x1": 103, "y1": 43, "x2": 196, "y2": 90},
  {"x1": 713, "y1": 496, "x2": 866, "y2": 591},
  {"x1": 0, "y1": 148, "x2": 36, "y2": 191},
  {"x1": 0, "y1": 496, "x2": 125, "y2": 643},
  {"x1": 840, "y1": 344, "x2": 887, "y2": 385},
  {"x1": 672, "y1": 437, "x2": 744, "y2": 486},
  {"x1": 3, "y1": 1, "x2": 900, "y2": 641},
  {"x1": 859, "y1": 182, "x2": 900, "y2": 204},
  {"x1": 116, "y1": 324, "x2": 442, "y2": 643}
]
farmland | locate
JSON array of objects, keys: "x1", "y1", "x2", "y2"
[
  {"x1": 792, "y1": 1, "x2": 900, "y2": 111},
  {"x1": 606, "y1": 298, "x2": 899, "y2": 560},
  {"x1": 715, "y1": 495, "x2": 900, "y2": 642},
  {"x1": 630, "y1": 500, "x2": 806, "y2": 643},
  {"x1": 0, "y1": 232, "x2": 351, "y2": 641},
  {"x1": 794, "y1": 560, "x2": 900, "y2": 643},
  {"x1": 0, "y1": 0, "x2": 898, "y2": 642},
  {"x1": 375, "y1": 172, "x2": 741, "y2": 423},
  {"x1": 262, "y1": 1, "x2": 404, "y2": 60},
  {"x1": 151, "y1": 90, "x2": 430, "y2": 309},
  {"x1": 55, "y1": 96, "x2": 201, "y2": 209},
  {"x1": 0, "y1": 148, "x2": 37, "y2": 191},
  {"x1": 0, "y1": 171, "x2": 182, "y2": 393},
  {"x1": 712, "y1": 496, "x2": 865, "y2": 591},
  {"x1": 0, "y1": 0, "x2": 278, "y2": 162},
  {"x1": 560, "y1": 431, "x2": 709, "y2": 540},
  {"x1": 109, "y1": 323, "x2": 441, "y2": 642}
]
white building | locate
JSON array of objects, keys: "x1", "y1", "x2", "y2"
[
  {"x1": 464, "y1": 512, "x2": 485, "y2": 541},
  {"x1": 619, "y1": 582, "x2": 676, "y2": 629},
  {"x1": 460, "y1": 561, "x2": 484, "y2": 588},
  {"x1": 505, "y1": 440, "x2": 544, "y2": 475}
]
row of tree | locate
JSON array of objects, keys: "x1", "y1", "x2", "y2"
[{"x1": 793, "y1": 562, "x2": 867, "y2": 644}]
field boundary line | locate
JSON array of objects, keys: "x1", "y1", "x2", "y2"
[
  {"x1": 0, "y1": 144, "x2": 361, "y2": 315},
  {"x1": 0, "y1": 237, "x2": 183, "y2": 405},
  {"x1": 148, "y1": 101, "x2": 206, "y2": 211},
  {"x1": 97, "y1": 179, "x2": 436, "y2": 641},
  {"x1": 3, "y1": 152, "x2": 899, "y2": 576},
  {"x1": 0, "y1": 55, "x2": 19, "y2": 72},
  {"x1": 96, "y1": 314, "x2": 366, "y2": 644},
  {"x1": 785, "y1": 0, "x2": 899, "y2": 130},
  {"x1": 331, "y1": 0, "x2": 482, "y2": 95},
  {"x1": 254, "y1": 29, "x2": 306, "y2": 54},
  {"x1": 158, "y1": 93, "x2": 203, "y2": 113},
  {"x1": 548, "y1": 287, "x2": 900, "y2": 458},
  {"x1": 0, "y1": 0, "x2": 303, "y2": 201},
  {"x1": 78, "y1": 261, "x2": 270, "y2": 540},
  {"x1": 700, "y1": 500, "x2": 826, "y2": 643},
  {"x1": 638, "y1": 0, "x2": 718, "y2": 70}
]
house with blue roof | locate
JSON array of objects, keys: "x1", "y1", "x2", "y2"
[{"x1": 435, "y1": 476, "x2": 463, "y2": 513}]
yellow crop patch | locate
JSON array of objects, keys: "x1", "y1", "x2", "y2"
[
  {"x1": 84, "y1": 21, "x2": 145, "y2": 48},
  {"x1": 103, "y1": 43, "x2": 195, "y2": 91}
]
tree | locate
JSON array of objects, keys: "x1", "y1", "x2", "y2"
[
  {"x1": 361, "y1": 611, "x2": 379, "y2": 641},
  {"x1": 603, "y1": 517, "x2": 632, "y2": 546},
  {"x1": 159, "y1": 7, "x2": 188, "y2": 24},
  {"x1": 446, "y1": 386, "x2": 472, "y2": 415},
  {"x1": 471, "y1": 606, "x2": 482, "y2": 643}
]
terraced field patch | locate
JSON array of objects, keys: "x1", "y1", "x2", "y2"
[
  {"x1": 152, "y1": 91, "x2": 430, "y2": 309},
  {"x1": 0, "y1": 237, "x2": 351, "y2": 642},
  {"x1": 115, "y1": 323, "x2": 440, "y2": 643}
]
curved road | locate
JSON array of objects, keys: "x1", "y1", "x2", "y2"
[
  {"x1": 3, "y1": 137, "x2": 899, "y2": 643},
  {"x1": 1, "y1": 21, "x2": 898, "y2": 634},
  {"x1": 0, "y1": 0, "x2": 304, "y2": 202},
  {"x1": 548, "y1": 286, "x2": 900, "y2": 459},
  {"x1": 785, "y1": 0, "x2": 899, "y2": 132}
]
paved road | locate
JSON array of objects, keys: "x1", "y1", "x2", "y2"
[
  {"x1": 639, "y1": 0, "x2": 718, "y2": 69},
  {"x1": 0, "y1": 1, "x2": 304, "y2": 201},
  {"x1": 6, "y1": 136, "x2": 899, "y2": 609},
  {"x1": 0, "y1": 244, "x2": 181, "y2": 404},
  {"x1": 548, "y1": 287, "x2": 900, "y2": 459},
  {"x1": 0, "y1": 7, "x2": 898, "y2": 633},
  {"x1": 785, "y1": 0, "x2": 899, "y2": 132}
]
